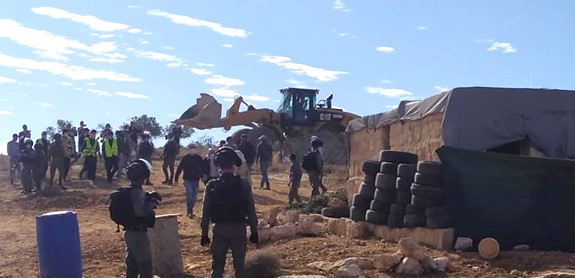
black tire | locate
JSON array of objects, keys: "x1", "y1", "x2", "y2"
[
  {"x1": 411, "y1": 195, "x2": 443, "y2": 208},
  {"x1": 362, "y1": 160, "x2": 381, "y2": 175},
  {"x1": 380, "y1": 162, "x2": 399, "y2": 175},
  {"x1": 425, "y1": 206, "x2": 452, "y2": 217},
  {"x1": 350, "y1": 206, "x2": 367, "y2": 222},
  {"x1": 358, "y1": 182, "x2": 376, "y2": 199},
  {"x1": 321, "y1": 207, "x2": 350, "y2": 218},
  {"x1": 426, "y1": 215, "x2": 454, "y2": 228},
  {"x1": 363, "y1": 173, "x2": 376, "y2": 186},
  {"x1": 417, "y1": 161, "x2": 442, "y2": 176},
  {"x1": 387, "y1": 214, "x2": 404, "y2": 228},
  {"x1": 404, "y1": 214, "x2": 426, "y2": 227},
  {"x1": 414, "y1": 173, "x2": 443, "y2": 187},
  {"x1": 410, "y1": 183, "x2": 444, "y2": 197},
  {"x1": 365, "y1": 210, "x2": 388, "y2": 225},
  {"x1": 352, "y1": 194, "x2": 371, "y2": 210},
  {"x1": 406, "y1": 204, "x2": 425, "y2": 215},
  {"x1": 379, "y1": 150, "x2": 419, "y2": 164},
  {"x1": 375, "y1": 173, "x2": 397, "y2": 190},
  {"x1": 374, "y1": 188, "x2": 396, "y2": 204},
  {"x1": 390, "y1": 203, "x2": 406, "y2": 215},
  {"x1": 396, "y1": 177, "x2": 412, "y2": 191},
  {"x1": 396, "y1": 191, "x2": 412, "y2": 205},
  {"x1": 370, "y1": 200, "x2": 391, "y2": 214},
  {"x1": 397, "y1": 163, "x2": 417, "y2": 179}
]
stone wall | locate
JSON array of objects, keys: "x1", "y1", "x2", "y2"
[{"x1": 348, "y1": 127, "x2": 389, "y2": 177}]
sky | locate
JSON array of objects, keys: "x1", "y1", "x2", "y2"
[{"x1": 1, "y1": 0, "x2": 574, "y2": 154}]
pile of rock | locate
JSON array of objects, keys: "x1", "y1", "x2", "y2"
[{"x1": 257, "y1": 207, "x2": 326, "y2": 243}]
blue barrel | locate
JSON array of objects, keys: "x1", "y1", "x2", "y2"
[{"x1": 36, "y1": 211, "x2": 83, "y2": 278}]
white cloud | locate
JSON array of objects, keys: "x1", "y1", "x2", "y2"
[
  {"x1": 33, "y1": 102, "x2": 53, "y2": 108},
  {"x1": 197, "y1": 62, "x2": 215, "y2": 67},
  {"x1": 35, "y1": 50, "x2": 69, "y2": 61},
  {"x1": 417, "y1": 26, "x2": 428, "y2": 31},
  {"x1": 333, "y1": 0, "x2": 351, "y2": 12},
  {"x1": 376, "y1": 46, "x2": 395, "y2": 53},
  {"x1": 0, "y1": 110, "x2": 14, "y2": 116},
  {"x1": 487, "y1": 42, "x2": 517, "y2": 53},
  {"x1": 60, "y1": 82, "x2": 73, "y2": 86},
  {"x1": 147, "y1": 10, "x2": 248, "y2": 38},
  {"x1": 244, "y1": 95, "x2": 270, "y2": 102},
  {"x1": 260, "y1": 55, "x2": 347, "y2": 82},
  {"x1": 139, "y1": 39, "x2": 149, "y2": 45},
  {"x1": 434, "y1": 85, "x2": 450, "y2": 92},
  {"x1": 127, "y1": 28, "x2": 142, "y2": 33},
  {"x1": 88, "y1": 57, "x2": 124, "y2": 63},
  {"x1": 87, "y1": 82, "x2": 97, "y2": 86},
  {"x1": 167, "y1": 62, "x2": 185, "y2": 68},
  {"x1": 381, "y1": 80, "x2": 393, "y2": 84},
  {"x1": 366, "y1": 87, "x2": 413, "y2": 98},
  {"x1": 134, "y1": 50, "x2": 182, "y2": 63},
  {"x1": 191, "y1": 68, "x2": 213, "y2": 76},
  {"x1": 244, "y1": 52, "x2": 258, "y2": 56},
  {"x1": 210, "y1": 88, "x2": 238, "y2": 97},
  {"x1": 475, "y1": 38, "x2": 495, "y2": 43},
  {"x1": 115, "y1": 91, "x2": 150, "y2": 99},
  {"x1": 286, "y1": 79, "x2": 310, "y2": 88},
  {"x1": 98, "y1": 34, "x2": 116, "y2": 39},
  {"x1": 16, "y1": 69, "x2": 32, "y2": 74},
  {"x1": 31, "y1": 7, "x2": 140, "y2": 33},
  {"x1": 222, "y1": 44, "x2": 233, "y2": 48},
  {"x1": 0, "y1": 76, "x2": 16, "y2": 83},
  {"x1": 205, "y1": 75, "x2": 245, "y2": 87},
  {"x1": 162, "y1": 46, "x2": 175, "y2": 50},
  {"x1": 82, "y1": 88, "x2": 113, "y2": 96},
  {"x1": 0, "y1": 53, "x2": 140, "y2": 82}
]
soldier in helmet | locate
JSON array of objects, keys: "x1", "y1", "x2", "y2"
[
  {"x1": 48, "y1": 133, "x2": 68, "y2": 190},
  {"x1": 200, "y1": 147, "x2": 258, "y2": 278},
  {"x1": 16, "y1": 138, "x2": 36, "y2": 193},
  {"x1": 138, "y1": 131, "x2": 155, "y2": 185}
]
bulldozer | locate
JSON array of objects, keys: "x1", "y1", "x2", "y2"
[{"x1": 174, "y1": 87, "x2": 360, "y2": 164}]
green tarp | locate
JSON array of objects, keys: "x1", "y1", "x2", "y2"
[{"x1": 436, "y1": 146, "x2": 575, "y2": 252}]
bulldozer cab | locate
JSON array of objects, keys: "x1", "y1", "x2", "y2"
[{"x1": 277, "y1": 88, "x2": 318, "y2": 127}]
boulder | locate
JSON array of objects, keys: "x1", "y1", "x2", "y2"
[
  {"x1": 433, "y1": 257, "x2": 450, "y2": 272},
  {"x1": 394, "y1": 257, "x2": 424, "y2": 276},
  {"x1": 329, "y1": 198, "x2": 348, "y2": 209},
  {"x1": 346, "y1": 219, "x2": 370, "y2": 239},
  {"x1": 265, "y1": 206, "x2": 284, "y2": 226},
  {"x1": 334, "y1": 264, "x2": 361, "y2": 278},
  {"x1": 258, "y1": 228, "x2": 272, "y2": 243},
  {"x1": 327, "y1": 218, "x2": 348, "y2": 237},
  {"x1": 270, "y1": 223, "x2": 298, "y2": 241},
  {"x1": 306, "y1": 214, "x2": 326, "y2": 223},
  {"x1": 332, "y1": 257, "x2": 374, "y2": 271},
  {"x1": 419, "y1": 255, "x2": 437, "y2": 272},
  {"x1": 454, "y1": 237, "x2": 473, "y2": 251},
  {"x1": 257, "y1": 218, "x2": 270, "y2": 230},
  {"x1": 372, "y1": 253, "x2": 402, "y2": 271},
  {"x1": 398, "y1": 237, "x2": 425, "y2": 261},
  {"x1": 298, "y1": 220, "x2": 323, "y2": 236},
  {"x1": 277, "y1": 210, "x2": 300, "y2": 225},
  {"x1": 307, "y1": 261, "x2": 333, "y2": 272}
]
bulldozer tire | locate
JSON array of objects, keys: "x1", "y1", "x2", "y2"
[
  {"x1": 380, "y1": 162, "x2": 398, "y2": 175},
  {"x1": 396, "y1": 191, "x2": 412, "y2": 205},
  {"x1": 379, "y1": 150, "x2": 418, "y2": 164},
  {"x1": 417, "y1": 161, "x2": 442, "y2": 176},
  {"x1": 350, "y1": 206, "x2": 366, "y2": 222},
  {"x1": 366, "y1": 210, "x2": 387, "y2": 225},
  {"x1": 358, "y1": 182, "x2": 376, "y2": 199},
  {"x1": 370, "y1": 200, "x2": 391, "y2": 214},
  {"x1": 374, "y1": 188, "x2": 396, "y2": 204},
  {"x1": 396, "y1": 177, "x2": 412, "y2": 191},
  {"x1": 375, "y1": 173, "x2": 396, "y2": 190},
  {"x1": 363, "y1": 173, "x2": 376, "y2": 186},
  {"x1": 410, "y1": 183, "x2": 444, "y2": 197},
  {"x1": 387, "y1": 214, "x2": 404, "y2": 228},
  {"x1": 321, "y1": 207, "x2": 350, "y2": 218},
  {"x1": 397, "y1": 163, "x2": 417, "y2": 179},
  {"x1": 426, "y1": 215, "x2": 454, "y2": 229},
  {"x1": 352, "y1": 194, "x2": 371, "y2": 210},
  {"x1": 390, "y1": 203, "x2": 406, "y2": 215},
  {"x1": 414, "y1": 173, "x2": 443, "y2": 187},
  {"x1": 362, "y1": 160, "x2": 381, "y2": 175},
  {"x1": 404, "y1": 214, "x2": 426, "y2": 227}
]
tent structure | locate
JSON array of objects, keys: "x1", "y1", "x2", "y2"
[{"x1": 345, "y1": 87, "x2": 575, "y2": 177}]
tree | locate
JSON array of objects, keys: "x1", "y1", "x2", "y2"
[
  {"x1": 195, "y1": 134, "x2": 216, "y2": 148},
  {"x1": 45, "y1": 126, "x2": 57, "y2": 140},
  {"x1": 56, "y1": 119, "x2": 73, "y2": 132},
  {"x1": 124, "y1": 114, "x2": 163, "y2": 138},
  {"x1": 163, "y1": 123, "x2": 194, "y2": 139}
]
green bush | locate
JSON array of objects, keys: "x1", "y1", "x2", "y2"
[
  {"x1": 245, "y1": 250, "x2": 282, "y2": 278},
  {"x1": 328, "y1": 187, "x2": 348, "y2": 203}
]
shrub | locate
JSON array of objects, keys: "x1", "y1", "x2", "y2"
[
  {"x1": 328, "y1": 187, "x2": 348, "y2": 203},
  {"x1": 245, "y1": 250, "x2": 282, "y2": 278}
]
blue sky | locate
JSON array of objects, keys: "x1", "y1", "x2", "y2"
[{"x1": 1, "y1": 0, "x2": 574, "y2": 154}]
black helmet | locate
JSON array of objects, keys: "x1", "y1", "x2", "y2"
[
  {"x1": 126, "y1": 158, "x2": 152, "y2": 181},
  {"x1": 214, "y1": 147, "x2": 242, "y2": 168}
]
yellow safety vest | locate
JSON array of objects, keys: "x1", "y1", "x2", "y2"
[
  {"x1": 83, "y1": 138, "x2": 97, "y2": 157},
  {"x1": 104, "y1": 138, "x2": 118, "y2": 157}
]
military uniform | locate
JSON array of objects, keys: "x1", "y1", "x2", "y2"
[
  {"x1": 307, "y1": 148, "x2": 324, "y2": 197},
  {"x1": 32, "y1": 143, "x2": 48, "y2": 191},
  {"x1": 49, "y1": 137, "x2": 67, "y2": 189}
]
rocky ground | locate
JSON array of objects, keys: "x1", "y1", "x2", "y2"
[{"x1": 0, "y1": 156, "x2": 574, "y2": 278}]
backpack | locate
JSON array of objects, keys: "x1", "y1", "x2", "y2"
[
  {"x1": 109, "y1": 187, "x2": 139, "y2": 229},
  {"x1": 208, "y1": 176, "x2": 249, "y2": 223},
  {"x1": 301, "y1": 150, "x2": 319, "y2": 171}
]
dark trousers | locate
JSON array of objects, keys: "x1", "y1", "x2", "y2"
[
  {"x1": 84, "y1": 156, "x2": 97, "y2": 181},
  {"x1": 259, "y1": 161, "x2": 270, "y2": 189},
  {"x1": 124, "y1": 231, "x2": 153, "y2": 278},
  {"x1": 105, "y1": 156, "x2": 119, "y2": 182},
  {"x1": 62, "y1": 157, "x2": 71, "y2": 181},
  {"x1": 308, "y1": 170, "x2": 322, "y2": 197},
  {"x1": 162, "y1": 156, "x2": 176, "y2": 182},
  {"x1": 211, "y1": 223, "x2": 247, "y2": 278},
  {"x1": 49, "y1": 158, "x2": 65, "y2": 188},
  {"x1": 21, "y1": 164, "x2": 33, "y2": 192},
  {"x1": 289, "y1": 181, "x2": 302, "y2": 204},
  {"x1": 33, "y1": 165, "x2": 47, "y2": 191}
]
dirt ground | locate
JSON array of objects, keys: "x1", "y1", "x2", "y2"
[{"x1": 0, "y1": 155, "x2": 574, "y2": 278}]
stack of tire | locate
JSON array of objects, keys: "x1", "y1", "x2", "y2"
[
  {"x1": 367, "y1": 151, "x2": 418, "y2": 227},
  {"x1": 410, "y1": 161, "x2": 453, "y2": 228},
  {"x1": 350, "y1": 160, "x2": 380, "y2": 222}
]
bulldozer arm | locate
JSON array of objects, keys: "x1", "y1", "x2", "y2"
[{"x1": 176, "y1": 93, "x2": 223, "y2": 129}]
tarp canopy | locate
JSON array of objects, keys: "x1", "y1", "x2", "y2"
[{"x1": 347, "y1": 87, "x2": 575, "y2": 159}]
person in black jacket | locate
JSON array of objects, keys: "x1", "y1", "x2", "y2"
[
  {"x1": 32, "y1": 142, "x2": 48, "y2": 192},
  {"x1": 175, "y1": 144, "x2": 204, "y2": 218},
  {"x1": 238, "y1": 134, "x2": 255, "y2": 171},
  {"x1": 161, "y1": 135, "x2": 179, "y2": 185},
  {"x1": 138, "y1": 131, "x2": 155, "y2": 185}
]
